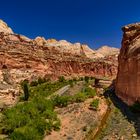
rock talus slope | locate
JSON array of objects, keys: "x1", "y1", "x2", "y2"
[{"x1": 116, "y1": 23, "x2": 140, "y2": 105}]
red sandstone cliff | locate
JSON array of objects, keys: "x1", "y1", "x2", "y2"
[
  {"x1": 0, "y1": 19, "x2": 119, "y2": 107},
  {"x1": 0, "y1": 20, "x2": 119, "y2": 85},
  {"x1": 116, "y1": 23, "x2": 140, "y2": 105}
]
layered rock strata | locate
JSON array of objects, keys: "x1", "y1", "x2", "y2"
[{"x1": 116, "y1": 23, "x2": 140, "y2": 105}]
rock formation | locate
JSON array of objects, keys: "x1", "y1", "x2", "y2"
[
  {"x1": 0, "y1": 20, "x2": 13, "y2": 34},
  {"x1": 0, "y1": 19, "x2": 119, "y2": 84},
  {"x1": 0, "y1": 19, "x2": 119, "y2": 106},
  {"x1": 96, "y1": 46, "x2": 119, "y2": 57},
  {"x1": 116, "y1": 23, "x2": 140, "y2": 105}
]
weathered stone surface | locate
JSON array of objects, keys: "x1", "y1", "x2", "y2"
[
  {"x1": 96, "y1": 46, "x2": 119, "y2": 57},
  {"x1": 0, "y1": 19, "x2": 119, "y2": 106},
  {"x1": 0, "y1": 20, "x2": 13, "y2": 34},
  {"x1": 116, "y1": 23, "x2": 140, "y2": 105},
  {"x1": 0, "y1": 22, "x2": 119, "y2": 84}
]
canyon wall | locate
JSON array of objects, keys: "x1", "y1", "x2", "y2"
[
  {"x1": 0, "y1": 20, "x2": 119, "y2": 85},
  {"x1": 116, "y1": 23, "x2": 140, "y2": 105},
  {"x1": 0, "y1": 19, "x2": 119, "y2": 107},
  {"x1": 0, "y1": 33, "x2": 118, "y2": 84}
]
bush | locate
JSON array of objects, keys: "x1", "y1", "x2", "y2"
[
  {"x1": 3, "y1": 104, "x2": 31, "y2": 133},
  {"x1": 90, "y1": 99, "x2": 99, "y2": 110},
  {"x1": 58, "y1": 76, "x2": 65, "y2": 83},
  {"x1": 90, "y1": 77, "x2": 95, "y2": 80},
  {"x1": 38, "y1": 77, "x2": 47, "y2": 85},
  {"x1": 73, "y1": 92, "x2": 86, "y2": 103},
  {"x1": 1, "y1": 80, "x2": 68, "y2": 139},
  {"x1": 84, "y1": 76, "x2": 89, "y2": 83},
  {"x1": 80, "y1": 77, "x2": 84, "y2": 81},
  {"x1": 10, "y1": 126, "x2": 42, "y2": 140},
  {"x1": 33, "y1": 97, "x2": 54, "y2": 113},
  {"x1": 53, "y1": 95, "x2": 70, "y2": 107},
  {"x1": 30, "y1": 80, "x2": 38, "y2": 86},
  {"x1": 73, "y1": 78, "x2": 77, "y2": 84},
  {"x1": 84, "y1": 87, "x2": 96, "y2": 98},
  {"x1": 68, "y1": 79, "x2": 74, "y2": 87}
]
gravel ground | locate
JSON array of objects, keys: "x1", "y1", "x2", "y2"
[{"x1": 97, "y1": 91, "x2": 140, "y2": 140}]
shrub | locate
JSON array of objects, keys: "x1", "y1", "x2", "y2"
[
  {"x1": 1, "y1": 80, "x2": 67, "y2": 139},
  {"x1": 80, "y1": 77, "x2": 84, "y2": 81},
  {"x1": 73, "y1": 78, "x2": 77, "y2": 83},
  {"x1": 33, "y1": 97, "x2": 54, "y2": 113},
  {"x1": 53, "y1": 95, "x2": 70, "y2": 107},
  {"x1": 90, "y1": 77, "x2": 95, "y2": 80},
  {"x1": 58, "y1": 76, "x2": 65, "y2": 83},
  {"x1": 84, "y1": 76, "x2": 89, "y2": 83},
  {"x1": 73, "y1": 92, "x2": 86, "y2": 103},
  {"x1": 30, "y1": 80, "x2": 38, "y2": 86},
  {"x1": 90, "y1": 99, "x2": 99, "y2": 110},
  {"x1": 84, "y1": 87, "x2": 96, "y2": 98},
  {"x1": 68, "y1": 79, "x2": 74, "y2": 87},
  {"x1": 10, "y1": 126, "x2": 42, "y2": 140},
  {"x1": 3, "y1": 104, "x2": 31, "y2": 133},
  {"x1": 38, "y1": 77, "x2": 47, "y2": 85}
]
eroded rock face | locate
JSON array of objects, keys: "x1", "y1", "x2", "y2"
[
  {"x1": 0, "y1": 32, "x2": 118, "y2": 83},
  {"x1": 0, "y1": 19, "x2": 119, "y2": 106},
  {"x1": 0, "y1": 20, "x2": 13, "y2": 34},
  {"x1": 96, "y1": 46, "x2": 119, "y2": 57},
  {"x1": 0, "y1": 19, "x2": 119, "y2": 84},
  {"x1": 116, "y1": 23, "x2": 140, "y2": 105}
]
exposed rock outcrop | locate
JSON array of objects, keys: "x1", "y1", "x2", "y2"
[
  {"x1": 96, "y1": 46, "x2": 119, "y2": 57},
  {"x1": 0, "y1": 19, "x2": 118, "y2": 83},
  {"x1": 116, "y1": 23, "x2": 140, "y2": 105},
  {"x1": 0, "y1": 19, "x2": 119, "y2": 106},
  {"x1": 0, "y1": 20, "x2": 13, "y2": 34}
]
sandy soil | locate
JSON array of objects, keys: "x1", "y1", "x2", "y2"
[{"x1": 44, "y1": 98, "x2": 107, "y2": 140}]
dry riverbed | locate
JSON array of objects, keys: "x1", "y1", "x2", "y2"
[{"x1": 44, "y1": 97, "x2": 108, "y2": 140}]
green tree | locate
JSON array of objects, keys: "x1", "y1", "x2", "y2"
[
  {"x1": 23, "y1": 82, "x2": 29, "y2": 101},
  {"x1": 58, "y1": 76, "x2": 65, "y2": 83}
]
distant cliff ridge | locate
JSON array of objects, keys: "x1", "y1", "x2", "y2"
[
  {"x1": 116, "y1": 23, "x2": 140, "y2": 105},
  {"x1": 0, "y1": 19, "x2": 119, "y2": 84}
]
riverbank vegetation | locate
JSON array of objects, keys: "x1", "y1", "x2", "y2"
[{"x1": 0, "y1": 76, "x2": 96, "y2": 140}]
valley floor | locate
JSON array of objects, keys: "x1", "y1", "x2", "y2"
[
  {"x1": 45, "y1": 98, "x2": 107, "y2": 140},
  {"x1": 96, "y1": 90, "x2": 140, "y2": 140},
  {"x1": 1, "y1": 78, "x2": 140, "y2": 140}
]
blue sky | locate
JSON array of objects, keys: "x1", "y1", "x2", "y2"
[{"x1": 0, "y1": 0, "x2": 140, "y2": 49}]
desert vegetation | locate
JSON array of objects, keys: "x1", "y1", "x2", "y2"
[
  {"x1": 90, "y1": 99, "x2": 99, "y2": 110},
  {"x1": 0, "y1": 76, "x2": 97, "y2": 140}
]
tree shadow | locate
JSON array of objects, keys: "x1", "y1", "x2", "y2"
[{"x1": 103, "y1": 82, "x2": 140, "y2": 137}]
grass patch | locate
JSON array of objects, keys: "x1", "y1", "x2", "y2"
[{"x1": 90, "y1": 99, "x2": 100, "y2": 110}]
